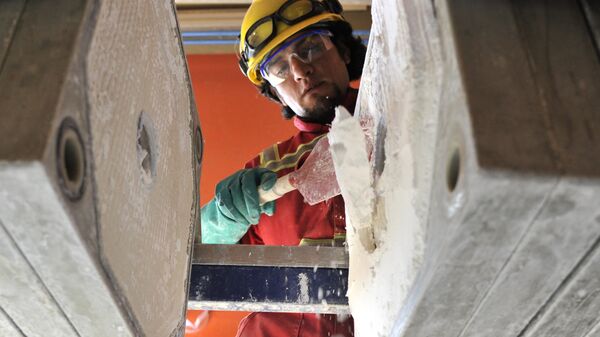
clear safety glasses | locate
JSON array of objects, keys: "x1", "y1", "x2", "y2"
[
  {"x1": 259, "y1": 30, "x2": 335, "y2": 86},
  {"x1": 243, "y1": 0, "x2": 341, "y2": 61}
]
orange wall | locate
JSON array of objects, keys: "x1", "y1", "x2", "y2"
[
  {"x1": 186, "y1": 54, "x2": 296, "y2": 336},
  {"x1": 187, "y1": 54, "x2": 297, "y2": 205}
]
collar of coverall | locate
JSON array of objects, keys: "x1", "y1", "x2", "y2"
[{"x1": 292, "y1": 87, "x2": 358, "y2": 132}]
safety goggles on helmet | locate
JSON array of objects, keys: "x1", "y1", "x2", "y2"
[
  {"x1": 239, "y1": 0, "x2": 342, "y2": 76},
  {"x1": 259, "y1": 30, "x2": 334, "y2": 86}
]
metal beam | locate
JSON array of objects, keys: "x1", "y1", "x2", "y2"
[
  {"x1": 188, "y1": 264, "x2": 349, "y2": 314},
  {"x1": 193, "y1": 244, "x2": 349, "y2": 268},
  {"x1": 175, "y1": 0, "x2": 371, "y2": 11}
]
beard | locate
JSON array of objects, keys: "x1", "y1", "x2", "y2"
[{"x1": 298, "y1": 85, "x2": 345, "y2": 124}]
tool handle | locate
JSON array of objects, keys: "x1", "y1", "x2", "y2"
[{"x1": 258, "y1": 174, "x2": 296, "y2": 205}]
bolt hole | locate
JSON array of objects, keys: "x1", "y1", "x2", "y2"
[
  {"x1": 56, "y1": 118, "x2": 86, "y2": 200},
  {"x1": 63, "y1": 136, "x2": 83, "y2": 183},
  {"x1": 447, "y1": 148, "x2": 461, "y2": 193},
  {"x1": 139, "y1": 126, "x2": 151, "y2": 173},
  {"x1": 194, "y1": 127, "x2": 203, "y2": 166},
  {"x1": 137, "y1": 112, "x2": 156, "y2": 184}
]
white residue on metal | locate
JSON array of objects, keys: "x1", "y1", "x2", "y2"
[
  {"x1": 187, "y1": 300, "x2": 350, "y2": 315},
  {"x1": 0, "y1": 162, "x2": 133, "y2": 337},
  {"x1": 297, "y1": 273, "x2": 310, "y2": 304},
  {"x1": 330, "y1": 0, "x2": 443, "y2": 336},
  {"x1": 329, "y1": 106, "x2": 376, "y2": 252}
]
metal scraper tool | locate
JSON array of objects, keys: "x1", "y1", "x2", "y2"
[{"x1": 258, "y1": 134, "x2": 340, "y2": 206}]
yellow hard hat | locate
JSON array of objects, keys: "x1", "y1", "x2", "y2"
[{"x1": 238, "y1": 0, "x2": 346, "y2": 85}]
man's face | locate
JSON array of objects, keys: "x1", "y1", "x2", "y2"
[{"x1": 265, "y1": 32, "x2": 350, "y2": 124}]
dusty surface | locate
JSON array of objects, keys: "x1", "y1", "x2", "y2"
[
  {"x1": 86, "y1": 0, "x2": 197, "y2": 336},
  {"x1": 0, "y1": 163, "x2": 132, "y2": 337},
  {"x1": 0, "y1": 0, "x2": 198, "y2": 336},
  {"x1": 336, "y1": 1, "x2": 600, "y2": 336},
  {"x1": 331, "y1": 0, "x2": 442, "y2": 335}
]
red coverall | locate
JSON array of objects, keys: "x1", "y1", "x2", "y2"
[
  {"x1": 236, "y1": 313, "x2": 354, "y2": 337},
  {"x1": 235, "y1": 89, "x2": 358, "y2": 337}
]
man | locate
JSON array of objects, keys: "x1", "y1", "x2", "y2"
[{"x1": 200, "y1": 0, "x2": 366, "y2": 335}]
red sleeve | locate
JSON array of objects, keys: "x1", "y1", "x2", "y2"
[
  {"x1": 235, "y1": 313, "x2": 354, "y2": 337},
  {"x1": 239, "y1": 224, "x2": 264, "y2": 245},
  {"x1": 235, "y1": 313, "x2": 302, "y2": 337},
  {"x1": 244, "y1": 155, "x2": 261, "y2": 169}
]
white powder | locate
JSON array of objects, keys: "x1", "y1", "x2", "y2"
[
  {"x1": 329, "y1": 0, "x2": 443, "y2": 335},
  {"x1": 297, "y1": 273, "x2": 310, "y2": 304},
  {"x1": 330, "y1": 106, "x2": 375, "y2": 252}
]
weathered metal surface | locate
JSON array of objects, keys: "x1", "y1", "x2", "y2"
[
  {"x1": 522, "y1": 233, "x2": 600, "y2": 336},
  {"x1": 457, "y1": 0, "x2": 600, "y2": 176},
  {"x1": 0, "y1": 0, "x2": 25, "y2": 66},
  {"x1": 0, "y1": 306, "x2": 25, "y2": 337},
  {"x1": 188, "y1": 264, "x2": 349, "y2": 314},
  {"x1": 387, "y1": 0, "x2": 600, "y2": 336},
  {"x1": 0, "y1": 0, "x2": 199, "y2": 336},
  {"x1": 86, "y1": 1, "x2": 200, "y2": 336},
  {"x1": 350, "y1": 0, "x2": 600, "y2": 336},
  {"x1": 581, "y1": 0, "x2": 600, "y2": 55},
  {"x1": 344, "y1": 0, "x2": 442, "y2": 334},
  {"x1": 0, "y1": 163, "x2": 131, "y2": 337},
  {"x1": 193, "y1": 244, "x2": 349, "y2": 268},
  {"x1": 0, "y1": 0, "x2": 87, "y2": 161},
  {"x1": 456, "y1": 180, "x2": 600, "y2": 337},
  {"x1": 0, "y1": 213, "x2": 80, "y2": 337}
]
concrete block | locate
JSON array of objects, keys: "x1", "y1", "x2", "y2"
[
  {"x1": 394, "y1": 0, "x2": 600, "y2": 336},
  {"x1": 0, "y1": 1, "x2": 200, "y2": 336},
  {"x1": 346, "y1": 0, "x2": 600, "y2": 336}
]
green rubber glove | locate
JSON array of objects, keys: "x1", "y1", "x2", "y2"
[{"x1": 201, "y1": 168, "x2": 277, "y2": 244}]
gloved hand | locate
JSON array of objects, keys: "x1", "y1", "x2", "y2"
[{"x1": 201, "y1": 168, "x2": 277, "y2": 244}]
